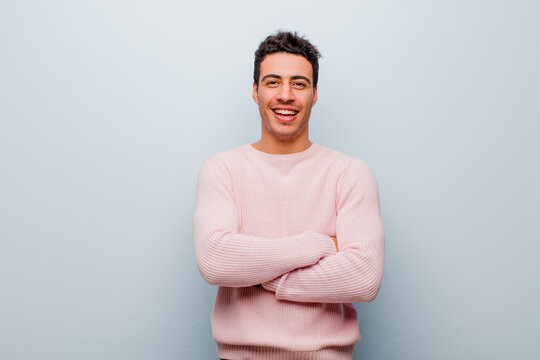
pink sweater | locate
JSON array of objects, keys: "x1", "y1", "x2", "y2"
[{"x1": 192, "y1": 142, "x2": 385, "y2": 360}]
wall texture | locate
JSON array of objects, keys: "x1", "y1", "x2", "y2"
[{"x1": 1, "y1": 1, "x2": 538, "y2": 359}]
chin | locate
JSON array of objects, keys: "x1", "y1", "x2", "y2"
[{"x1": 272, "y1": 128, "x2": 303, "y2": 141}]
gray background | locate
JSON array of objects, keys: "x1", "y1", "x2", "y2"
[{"x1": 1, "y1": 0, "x2": 538, "y2": 359}]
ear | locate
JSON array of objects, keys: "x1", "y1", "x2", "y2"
[
  {"x1": 312, "y1": 86, "x2": 318, "y2": 106},
  {"x1": 252, "y1": 82, "x2": 259, "y2": 105}
]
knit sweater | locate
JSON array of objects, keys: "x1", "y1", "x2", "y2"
[{"x1": 192, "y1": 142, "x2": 385, "y2": 360}]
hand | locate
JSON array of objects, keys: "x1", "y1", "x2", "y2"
[{"x1": 330, "y1": 236, "x2": 338, "y2": 251}]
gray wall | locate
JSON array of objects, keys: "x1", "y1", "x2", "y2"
[{"x1": 1, "y1": 1, "x2": 538, "y2": 359}]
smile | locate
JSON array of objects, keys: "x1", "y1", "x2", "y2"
[
  {"x1": 273, "y1": 109, "x2": 298, "y2": 115},
  {"x1": 272, "y1": 108, "x2": 299, "y2": 122}
]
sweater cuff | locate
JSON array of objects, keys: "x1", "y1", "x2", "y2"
[
  {"x1": 261, "y1": 276, "x2": 281, "y2": 292},
  {"x1": 302, "y1": 230, "x2": 337, "y2": 257}
]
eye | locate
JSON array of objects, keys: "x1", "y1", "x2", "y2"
[
  {"x1": 293, "y1": 82, "x2": 307, "y2": 88},
  {"x1": 266, "y1": 80, "x2": 279, "y2": 87}
]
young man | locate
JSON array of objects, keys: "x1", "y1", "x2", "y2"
[{"x1": 192, "y1": 31, "x2": 385, "y2": 360}]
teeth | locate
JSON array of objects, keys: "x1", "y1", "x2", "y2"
[{"x1": 274, "y1": 109, "x2": 297, "y2": 115}]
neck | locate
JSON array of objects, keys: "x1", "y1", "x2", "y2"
[{"x1": 251, "y1": 137, "x2": 312, "y2": 155}]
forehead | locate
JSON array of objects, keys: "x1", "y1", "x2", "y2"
[{"x1": 259, "y1": 52, "x2": 313, "y2": 80}]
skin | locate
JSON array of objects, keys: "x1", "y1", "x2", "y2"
[
  {"x1": 330, "y1": 236, "x2": 338, "y2": 251},
  {"x1": 251, "y1": 52, "x2": 338, "y2": 251},
  {"x1": 251, "y1": 52, "x2": 318, "y2": 155}
]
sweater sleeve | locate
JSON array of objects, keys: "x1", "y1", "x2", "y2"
[
  {"x1": 192, "y1": 156, "x2": 337, "y2": 287},
  {"x1": 261, "y1": 158, "x2": 385, "y2": 303}
]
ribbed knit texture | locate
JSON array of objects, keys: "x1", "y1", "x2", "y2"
[{"x1": 192, "y1": 142, "x2": 385, "y2": 360}]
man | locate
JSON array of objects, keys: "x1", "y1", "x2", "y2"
[{"x1": 192, "y1": 31, "x2": 385, "y2": 360}]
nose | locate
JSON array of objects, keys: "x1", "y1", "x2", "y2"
[{"x1": 276, "y1": 83, "x2": 295, "y2": 103}]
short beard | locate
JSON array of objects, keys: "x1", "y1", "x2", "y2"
[{"x1": 264, "y1": 118, "x2": 309, "y2": 143}]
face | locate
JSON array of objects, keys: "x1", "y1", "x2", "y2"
[{"x1": 253, "y1": 52, "x2": 318, "y2": 143}]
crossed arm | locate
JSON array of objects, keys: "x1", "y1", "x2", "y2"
[
  {"x1": 192, "y1": 156, "x2": 385, "y2": 303},
  {"x1": 192, "y1": 157, "x2": 337, "y2": 287}
]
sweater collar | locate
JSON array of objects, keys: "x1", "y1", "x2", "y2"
[{"x1": 244, "y1": 142, "x2": 321, "y2": 162}]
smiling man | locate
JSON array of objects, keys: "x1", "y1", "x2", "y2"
[{"x1": 193, "y1": 31, "x2": 385, "y2": 360}]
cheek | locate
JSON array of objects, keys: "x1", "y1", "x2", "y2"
[
  {"x1": 259, "y1": 95, "x2": 273, "y2": 107},
  {"x1": 302, "y1": 95, "x2": 315, "y2": 108}
]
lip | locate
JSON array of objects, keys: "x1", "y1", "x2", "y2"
[
  {"x1": 271, "y1": 107, "x2": 299, "y2": 123},
  {"x1": 273, "y1": 111, "x2": 297, "y2": 122}
]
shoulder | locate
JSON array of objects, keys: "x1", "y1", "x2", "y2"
[
  {"x1": 316, "y1": 146, "x2": 379, "y2": 201},
  {"x1": 317, "y1": 144, "x2": 375, "y2": 179},
  {"x1": 197, "y1": 144, "x2": 250, "y2": 184},
  {"x1": 200, "y1": 144, "x2": 246, "y2": 168}
]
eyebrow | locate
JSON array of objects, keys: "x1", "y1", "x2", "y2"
[{"x1": 261, "y1": 74, "x2": 312, "y2": 85}]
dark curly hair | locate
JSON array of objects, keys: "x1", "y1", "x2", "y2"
[{"x1": 254, "y1": 31, "x2": 321, "y2": 88}]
